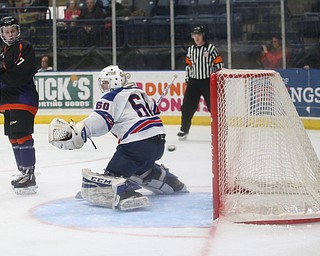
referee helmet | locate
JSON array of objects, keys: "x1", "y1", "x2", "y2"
[
  {"x1": 191, "y1": 25, "x2": 205, "y2": 35},
  {"x1": 191, "y1": 25, "x2": 205, "y2": 40}
]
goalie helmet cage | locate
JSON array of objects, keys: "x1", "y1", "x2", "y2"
[{"x1": 210, "y1": 68, "x2": 320, "y2": 224}]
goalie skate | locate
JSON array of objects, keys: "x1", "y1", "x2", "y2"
[
  {"x1": 115, "y1": 190, "x2": 149, "y2": 211},
  {"x1": 129, "y1": 164, "x2": 188, "y2": 194}
]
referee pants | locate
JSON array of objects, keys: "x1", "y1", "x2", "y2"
[{"x1": 180, "y1": 78, "x2": 210, "y2": 133}]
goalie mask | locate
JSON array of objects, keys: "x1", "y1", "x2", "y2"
[
  {"x1": 98, "y1": 65, "x2": 127, "y2": 92},
  {"x1": 0, "y1": 16, "x2": 21, "y2": 46}
]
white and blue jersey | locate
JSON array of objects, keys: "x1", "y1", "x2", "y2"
[{"x1": 83, "y1": 86, "x2": 165, "y2": 144}]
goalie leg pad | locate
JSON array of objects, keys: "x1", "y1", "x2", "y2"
[
  {"x1": 81, "y1": 168, "x2": 125, "y2": 208},
  {"x1": 128, "y1": 164, "x2": 188, "y2": 195},
  {"x1": 81, "y1": 168, "x2": 149, "y2": 211}
]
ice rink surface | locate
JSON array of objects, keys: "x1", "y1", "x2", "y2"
[{"x1": 1, "y1": 124, "x2": 320, "y2": 256}]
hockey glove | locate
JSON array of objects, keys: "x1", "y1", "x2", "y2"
[{"x1": 48, "y1": 118, "x2": 87, "y2": 150}]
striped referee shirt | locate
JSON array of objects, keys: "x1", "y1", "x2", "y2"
[{"x1": 185, "y1": 42, "x2": 223, "y2": 81}]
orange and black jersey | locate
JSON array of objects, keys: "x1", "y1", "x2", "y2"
[
  {"x1": 185, "y1": 42, "x2": 223, "y2": 81},
  {"x1": 0, "y1": 40, "x2": 39, "y2": 115}
]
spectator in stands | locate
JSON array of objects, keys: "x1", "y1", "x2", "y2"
[
  {"x1": 56, "y1": 0, "x2": 81, "y2": 47},
  {"x1": 298, "y1": 40, "x2": 320, "y2": 69},
  {"x1": 77, "y1": 0, "x2": 106, "y2": 47},
  {"x1": 63, "y1": 0, "x2": 81, "y2": 26},
  {"x1": 38, "y1": 55, "x2": 52, "y2": 72},
  {"x1": 260, "y1": 36, "x2": 290, "y2": 69}
]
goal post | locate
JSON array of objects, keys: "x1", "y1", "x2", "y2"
[{"x1": 210, "y1": 69, "x2": 320, "y2": 224}]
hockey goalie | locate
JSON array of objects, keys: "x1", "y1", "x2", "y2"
[{"x1": 48, "y1": 65, "x2": 188, "y2": 211}]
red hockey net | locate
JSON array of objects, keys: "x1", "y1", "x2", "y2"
[{"x1": 210, "y1": 69, "x2": 320, "y2": 224}]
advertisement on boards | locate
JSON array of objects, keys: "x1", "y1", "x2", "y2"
[
  {"x1": 35, "y1": 73, "x2": 94, "y2": 110},
  {"x1": 278, "y1": 69, "x2": 320, "y2": 117},
  {"x1": 128, "y1": 71, "x2": 210, "y2": 116}
]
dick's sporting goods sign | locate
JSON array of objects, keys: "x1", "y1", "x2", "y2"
[{"x1": 35, "y1": 74, "x2": 93, "y2": 109}]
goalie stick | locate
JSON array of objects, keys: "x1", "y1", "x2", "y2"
[{"x1": 157, "y1": 74, "x2": 178, "y2": 104}]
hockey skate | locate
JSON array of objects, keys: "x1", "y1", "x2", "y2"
[
  {"x1": 177, "y1": 130, "x2": 188, "y2": 140},
  {"x1": 115, "y1": 190, "x2": 150, "y2": 211},
  {"x1": 11, "y1": 172, "x2": 38, "y2": 195},
  {"x1": 129, "y1": 164, "x2": 188, "y2": 194},
  {"x1": 81, "y1": 168, "x2": 149, "y2": 211}
]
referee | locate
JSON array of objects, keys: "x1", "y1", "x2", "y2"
[{"x1": 178, "y1": 25, "x2": 224, "y2": 140}]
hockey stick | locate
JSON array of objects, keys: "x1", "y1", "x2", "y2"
[{"x1": 157, "y1": 74, "x2": 178, "y2": 104}]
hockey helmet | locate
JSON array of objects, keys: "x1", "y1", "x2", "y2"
[
  {"x1": 0, "y1": 16, "x2": 21, "y2": 46},
  {"x1": 98, "y1": 65, "x2": 127, "y2": 92},
  {"x1": 191, "y1": 25, "x2": 205, "y2": 36}
]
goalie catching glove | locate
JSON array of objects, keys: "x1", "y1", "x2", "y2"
[{"x1": 48, "y1": 118, "x2": 87, "y2": 150}]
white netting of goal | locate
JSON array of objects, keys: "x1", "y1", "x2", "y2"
[{"x1": 211, "y1": 69, "x2": 320, "y2": 223}]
